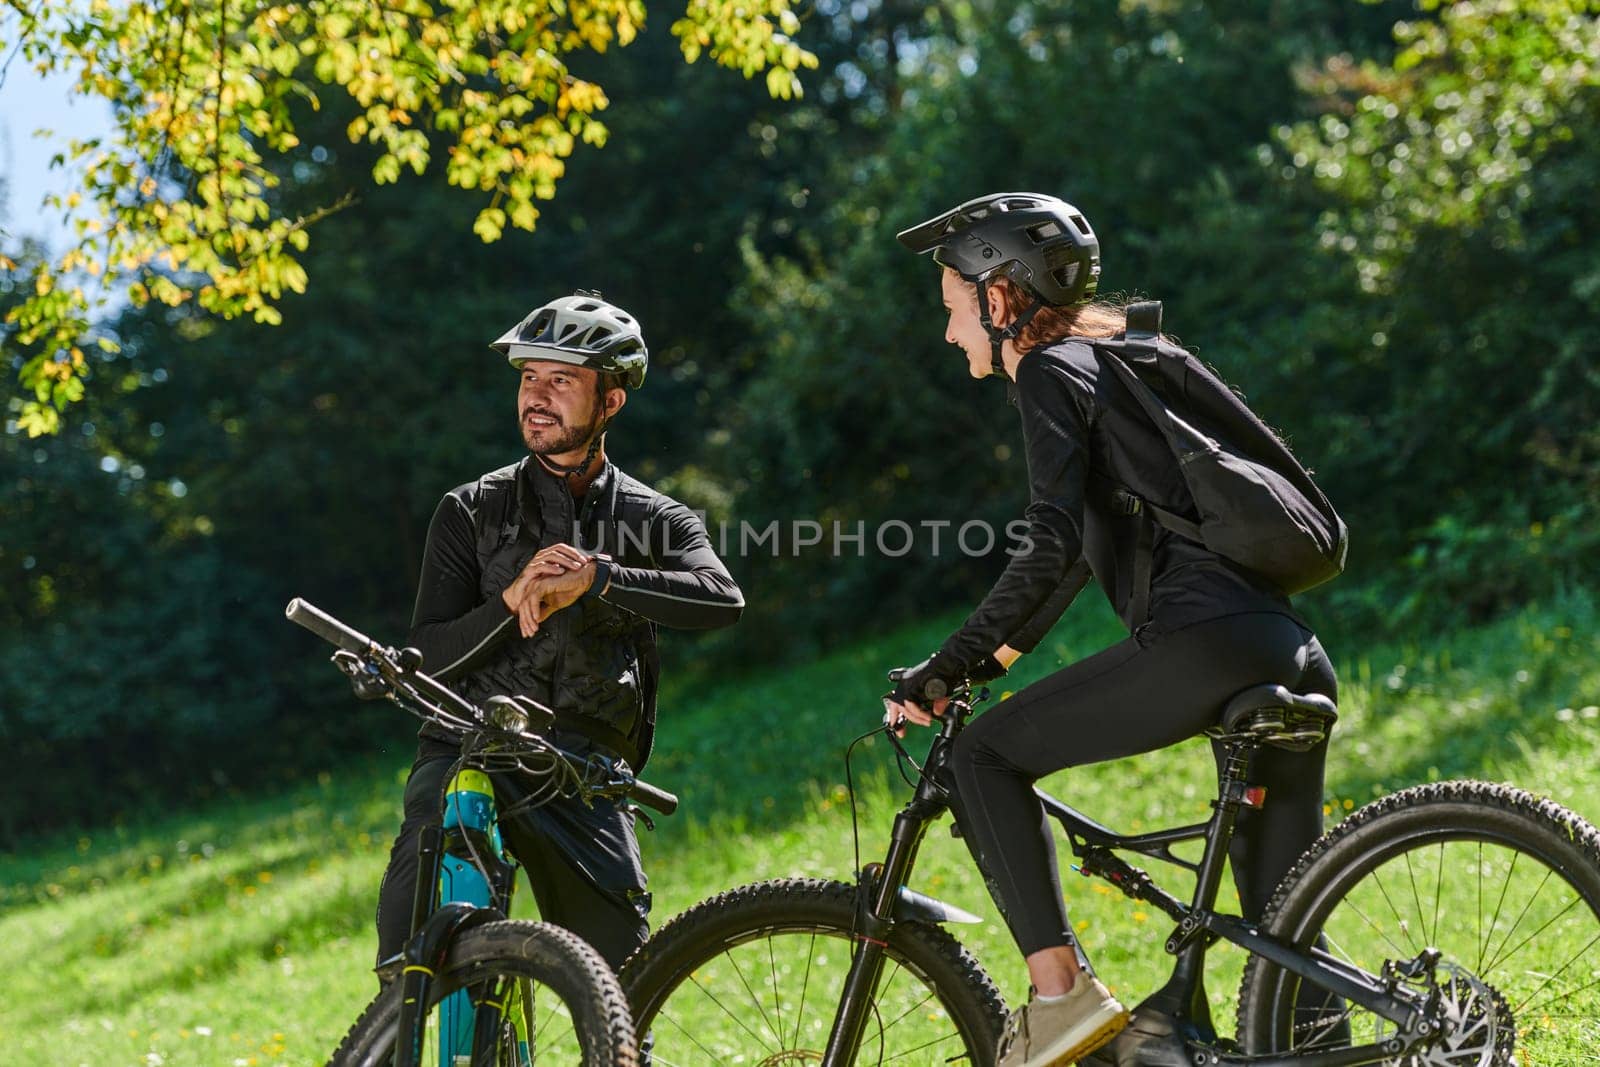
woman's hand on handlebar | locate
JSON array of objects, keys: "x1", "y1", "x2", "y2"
[{"x1": 882, "y1": 694, "x2": 951, "y2": 737}]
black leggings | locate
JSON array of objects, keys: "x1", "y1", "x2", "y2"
[{"x1": 945, "y1": 611, "x2": 1336, "y2": 957}]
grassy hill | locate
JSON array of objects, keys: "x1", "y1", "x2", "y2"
[{"x1": 2, "y1": 590, "x2": 1597, "y2": 1065}]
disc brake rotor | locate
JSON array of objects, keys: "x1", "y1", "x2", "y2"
[{"x1": 1376, "y1": 962, "x2": 1516, "y2": 1066}]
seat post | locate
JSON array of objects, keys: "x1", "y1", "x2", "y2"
[
  {"x1": 1192, "y1": 739, "x2": 1256, "y2": 913},
  {"x1": 1144, "y1": 738, "x2": 1259, "y2": 1027}
]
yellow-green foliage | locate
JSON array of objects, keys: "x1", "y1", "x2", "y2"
[{"x1": 1, "y1": 0, "x2": 818, "y2": 435}]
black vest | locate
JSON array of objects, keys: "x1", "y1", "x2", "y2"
[{"x1": 450, "y1": 458, "x2": 660, "y2": 767}]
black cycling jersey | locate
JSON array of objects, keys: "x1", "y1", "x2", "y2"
[
  {"x1": 377, "y1": 454, "x2": 742, "y2": 974},
  {"x1": 940, "y1": 339, "x2": 1294, "y2": 669},
  {"x1": 408, "y1": 456, "x2": 743, "y2": 765},
  {"x1": 410, "y1": 457, "x2": 743, "y2": 677}
]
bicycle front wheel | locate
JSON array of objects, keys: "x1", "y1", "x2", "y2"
[
  {"x1": 621, "y1": 877, "x2": 1008, "y2": 1065},
  {"x1": 329, "y1": 919, "x2": 637, "y2": 1067},
  {"x1": 1237, "y1": 781, "x2": 1600, "y2": 1064}
]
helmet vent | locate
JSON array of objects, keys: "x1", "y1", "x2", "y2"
[
  {"x1": 1067, "y1": 213, "x2": 1091, "y2": 237},
  {"x1": 1052, "y1": 263, "x2": 1080, "y2": 289},
  {"x1": 1026, "y1": 221, "x2": 1063, "y2": 243},
  {"x1": 522, "y1": 310, "x2": 555, "y2": 341}
]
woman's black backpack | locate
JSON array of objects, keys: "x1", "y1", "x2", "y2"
[{"x1": 1085, "y1": 302, "x2": 1348, "y2": 620}]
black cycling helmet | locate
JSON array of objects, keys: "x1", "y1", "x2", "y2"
[
  {"x1": 897, "y1": 192, "x2": 1100, "y2": 306},
  {"x1": 491, "y1": 290, "x2": 648, "y2": 389},
  {"x1": 898, "y1": 193, "x2": 1100, "y2": 374}
]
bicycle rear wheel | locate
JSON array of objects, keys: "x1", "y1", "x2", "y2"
[
  {"x1": 1237, "y1": 781, "x2": 1600, "y2": 1064},
  {"x1": 329, "y1": 919, "x2": 637, "y2": 1067},
  {"x1": 621, "y1": 877, "x2": 1007, "y2": 1065}
]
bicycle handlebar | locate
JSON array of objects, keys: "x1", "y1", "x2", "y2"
[
  {"x1": 286, "y1": 597, "x2": 376, "y2": 654},
  {"x1": 286, "y1": 596, "x2": 677, "y2": 817},
  {"x1": 627, "y1": 777, "x2": 679, "y2": 816}
]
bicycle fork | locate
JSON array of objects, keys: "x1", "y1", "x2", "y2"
[{"x1": 396, "y1": 770, "x2": 524, "y2": 1067}]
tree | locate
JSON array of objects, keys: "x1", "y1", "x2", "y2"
[
  {"x1": 0, "y1": 0, "x2": 816, "y2": 435},
  {"x1": 1274, "y1": 0, "x2": 1600, "y2": 619}
]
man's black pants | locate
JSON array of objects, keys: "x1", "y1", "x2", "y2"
[{"x1": 377, "y1": 739, "x2": 652, "y2": 971}]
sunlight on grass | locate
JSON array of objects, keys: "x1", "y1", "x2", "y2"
[{"x1": 3, "y1": 592, "x2": 1597, "y2": 1064}]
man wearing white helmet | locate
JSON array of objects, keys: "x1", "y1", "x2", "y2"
[{"x1": 375, "y1": 290, "x2": 744, "y2": 974}]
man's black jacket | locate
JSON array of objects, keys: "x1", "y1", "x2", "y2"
[{"x1": 408, "y1": 456, "x2": 743, "y2": 767}]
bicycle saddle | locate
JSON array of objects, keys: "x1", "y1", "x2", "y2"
[{"x1": 1213, "y1": 683, "x2": 1338, "y2": 751}]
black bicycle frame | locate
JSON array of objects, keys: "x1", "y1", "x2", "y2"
[{"x1": 821, "y1": 698, "x2": 1437, "y2": 1067}]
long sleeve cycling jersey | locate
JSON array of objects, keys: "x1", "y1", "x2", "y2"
[
  {"x1": 405, "y1": 456, "x2": 742, "y2": 765},
  {"x1": 938, "y1": 340, "x2": 1291, "y2": 671}
]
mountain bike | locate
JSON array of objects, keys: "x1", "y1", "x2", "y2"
[
  {"x1": 285, "y1": 597, "x2": 678, "y2": 1067},
  {"x1": 620, "y1": 677, "x2": 1600, "y2": 1065}
]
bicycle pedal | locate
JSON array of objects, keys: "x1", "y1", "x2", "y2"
[{"x1": 1078, "y1": 1006, "x2": 1190, "y2": 1067}]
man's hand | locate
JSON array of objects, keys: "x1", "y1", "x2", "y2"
[{"x1": 502, "y1": 544, "x2": 597, "y2": 638}]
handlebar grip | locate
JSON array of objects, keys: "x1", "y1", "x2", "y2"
[
  {"x1": 628, "y1": 778, "x2": 679, "y2": 816},
  {"x1": 285, "y1": 597, "x2": 376, "y2": 654}
]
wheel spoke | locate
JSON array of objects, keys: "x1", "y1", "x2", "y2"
[
  {"x1": 881, "y1": 1028, "x2": 967, "y2": 1062},
  {"x1": 1475, "y1": 840, "x2": 1484, "y2": 974},
  {"x1": 874, "y1": 962, "x2": 940, "y2": 1036},
  {"x1": 1482, "y1": 866, "x2": 1557, "y2": 975},
  {"x1": 1481, "y1": 849, "x2": 1520, "y2": 972},
  {"x1": 767, "y1": 933, "x2": 786, "y2": 1052},
  {"x1": 1339, "y1": 893, "x2": 1414, "y2": 962},
  {"x1": 726, "y1": 945, "x2": 786, "y2": 1049},
  {"x1": 1403, "y1": 847, "x2": 1428, "y2": 949},
  {"x1": 1369, "y1": 864, "x2": 1421, "y2": 955},
  {"x1": 623, "y1": 883, "x2": 1002, "y2": 1066},
  {"x1": 1237, "y1": 788, "x2": 1600, "y2": 1065},
  {"x1": 1513, "y1": 930, "x2": 1600, "y2": 1016},
  {"x1": 649, "y1": 1003, "x2": 733, "y2": 1064},
  {"x1": 685, "y1": 963, "x2": 782, "y2": 1052},
  {"x1": 792, "y1": 931, "x2": 819, "y2": 1051}
]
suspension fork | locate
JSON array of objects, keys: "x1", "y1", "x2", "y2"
[{"x1": 823, "y1": 723, "x2": 961, "y2": 1065}]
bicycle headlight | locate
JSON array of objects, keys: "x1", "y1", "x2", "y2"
[{"x1": 485, "y1": 695, "x2": 530, "y2": 734}]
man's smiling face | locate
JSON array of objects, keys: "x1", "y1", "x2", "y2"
[{"x1": 517, "y1": 360, "x2": 603, "y2": 455}]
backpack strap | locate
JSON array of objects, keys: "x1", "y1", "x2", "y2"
[
  {"x1": 1093, "y1": 301, "x2": 1214, "y2": 625},
  {"x1": 1122, "y1": 300, "x2": 1162, "y2": 357}
]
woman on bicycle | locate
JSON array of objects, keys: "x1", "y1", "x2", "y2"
[{"x1": 884, "y1": 192, "x2": 1338, "y2": 1067}]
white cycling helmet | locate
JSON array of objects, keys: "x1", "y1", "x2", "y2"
[{"x1": 490, "y1": 290, "x2": 648, "y2": 389}]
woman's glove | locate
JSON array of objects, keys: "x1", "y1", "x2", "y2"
[{"x1": 887, "y1": 651, "x2": 1007, "y2": 705}]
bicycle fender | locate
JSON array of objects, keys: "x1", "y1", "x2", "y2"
[
  {"x1": 894, "y1": 885, "x2": 983, "y2": 925},
  {"x1": 405, "y1": 900, "x2": 507, "y2": 973},
  {"x1": 392, "y1": 904, "x2": 507, "y2": 1067}
]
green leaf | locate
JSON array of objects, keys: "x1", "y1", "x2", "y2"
[{"x1": 473, "y1": 207, "x2": 507, "y2": 242}]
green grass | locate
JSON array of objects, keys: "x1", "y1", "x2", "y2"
[{"x1": 3, "y1": 590, "x2": 1599, "y2": 1065}]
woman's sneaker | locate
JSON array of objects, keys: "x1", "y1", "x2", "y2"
[{"x1": 996, "y1": 978, "x2": 1129, "y2": 1067}]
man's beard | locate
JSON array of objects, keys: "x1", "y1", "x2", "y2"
[{"x1": 521, "y1": 408, "x2": 602, "y2": 455}]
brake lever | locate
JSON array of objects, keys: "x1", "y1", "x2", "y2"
[{"x1": 333, "y1": 649, "x2": 390, "y2": 701}]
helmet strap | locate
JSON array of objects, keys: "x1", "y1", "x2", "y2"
[
  {"x1": 976, "y1": 279, "x2": 1044, "y2": 378},
  {"x1": 536, "y1": 430, "x2": 605, "y2": 483},
  {"x1": 536, "y1": 389, "x2": 613, "y2": 485}
]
